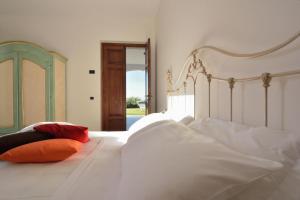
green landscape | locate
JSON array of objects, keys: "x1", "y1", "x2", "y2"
[
  {"x1": 126, "y1": 108, "x2": 145, "y2": 116},
  {"x1": 126, "y1": 96, "x2": 145, "y2": 116}
]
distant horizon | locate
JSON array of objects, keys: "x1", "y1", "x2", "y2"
[{"x1": 126, "y1": 71, "x2": 146, "y2": 100}]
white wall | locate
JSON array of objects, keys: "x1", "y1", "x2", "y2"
[
  {"x1": 156, "y1": 0, "x2": 300, "y2": 132},
  {"x1": 0, "y1": 0, "x2": 158, "y2": 130}
]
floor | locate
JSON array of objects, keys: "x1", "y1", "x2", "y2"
[{"x1": 126, "y1": 115, "x2": 143, "y2": 130}]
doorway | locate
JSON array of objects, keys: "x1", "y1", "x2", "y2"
[
  {"x1": 126, "y1": 47, "x2": 146, "y2": 130},
  {"x1": 101, "y1": 39, "x2": 151, "y2": 131}
]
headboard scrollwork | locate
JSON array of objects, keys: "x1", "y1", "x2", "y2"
[{"x1": 166, "y1": 31, "x2": 300, "y2": 126}]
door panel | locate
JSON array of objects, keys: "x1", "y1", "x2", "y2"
[
  {"x1": 102, "y1": 44, "x2": 126, "y2": 131},
  {"x1": 108, "y1": 68, "x2": 124, "y2": 116},
  {"x1": 0, "y1": 53, "x2": 19, "y2": 134},
  {"x1": 22, "y1": 59, "x2": 46, "y2": 127},
  {"x1": 18, "y1": 50, "x2": 52, "y2": 128},
  {"x1": 0, "y1": 60, "x2": 14, "y2": 128}
]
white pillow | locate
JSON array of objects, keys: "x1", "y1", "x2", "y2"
[
  {"x1": 118, "y1": 121, "x2": 283, "y2": 200},
  {"x1": 188, "y1": 118, "x2": 251, "y2": 139},
  {"x1": 17, "y1": 121, "x2": 74, "y2": 133},
  {"x1": 119, "y1": 120, "x2": 172, "y2": 143},
  {"x1": 178, "y1": 115, "x2": 194, "y2": 125},
  {"x1": 128, "y1": 113, "x2": 168, "y2": 133},
  {"x1": 128, "y1": 113, "x2": 193, "y2": 135},
  {"x1": 189, "y1": 118, "x2": 300, "y2": 200},
  {"x1": 237, "y1": 128, "x2": 300, "y2": 166},
  {"x1": 126, "y1": 120, "x2": 172, "y2": 144},
  {"x1": 164, "y1": 110, "x2": 194, "y2": 122},
  {"x1": 189, "y1": 118, "x2": 300, "y2": 167}
]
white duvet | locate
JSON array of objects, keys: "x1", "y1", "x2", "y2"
[{"x1": 0, "y1": 132, "x2": 123, "y2": 200}]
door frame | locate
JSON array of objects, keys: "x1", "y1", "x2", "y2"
[{"x1": 101, "y1": 41, "x2": 151, "y2": 130}]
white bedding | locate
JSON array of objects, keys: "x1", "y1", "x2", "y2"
[
  {"x1": 0, "y1": 131, "x2": 124, "y2": 200},
  {"x1": 1, "y1": 117, "x2": 300, "y2": 200},
  {"x1": 268, "y1": 159, "x2": 300, "y2": 200},
  {"x1": 119, "y1": 121, "x2": 283, "y2": 200}
]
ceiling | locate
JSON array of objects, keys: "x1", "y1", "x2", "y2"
[{"x1": 0, "y1": 0, "x2": 161, "y2": 19}]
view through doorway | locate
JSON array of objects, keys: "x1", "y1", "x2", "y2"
[{"x1": 126, "y1": 47, "x2": 146, "y2": 130}]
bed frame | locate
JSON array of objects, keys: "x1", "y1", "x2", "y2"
[{"x1": 167, "y1": 31, "x2": 300, "y2": 127}]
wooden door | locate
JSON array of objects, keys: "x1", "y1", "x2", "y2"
[
  {"x1": 101, "y1": 44, "x2": 126, "y2": 131},
  {"x1": 145, "y1": 39, "x2": 151, "y2": 114}
]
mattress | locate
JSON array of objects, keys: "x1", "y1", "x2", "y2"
[{"x1": 0, "y1": 131, "x2": 124, "y2": 200}]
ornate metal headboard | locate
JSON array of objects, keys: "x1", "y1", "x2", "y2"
[{"x1": 167, "y1": 31, "x2": 300, "y2": 127}]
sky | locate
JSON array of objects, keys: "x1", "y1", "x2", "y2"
[{"x1": 126, "y1": 71, "x2": 146, "y2": 100}]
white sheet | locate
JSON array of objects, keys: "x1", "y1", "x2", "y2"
[
  {"x1": 267, "y1": 159, "x2": 300, "y2": 200},
  {"x1": 51, "y1": 131, "x2": 123, "y2": 200},
  {"x1": 0, "y1": 131, "x2": 124, "y2": 200}
]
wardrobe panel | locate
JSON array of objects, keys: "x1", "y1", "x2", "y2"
[
  {"x1": 54, "y1": 58, "x2": 66, "y2": 121},
  {"x1": 0, "y1": 60, "x2": 14, "y2": 128},
  {"x1": 0, "y1": 41, "x2": 67, "y2": 134},
  {"x1": 22, "y1": 59, "x2": 46, "y2": 127}
]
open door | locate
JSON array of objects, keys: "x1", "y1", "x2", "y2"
[
  {"x1": 145, "y1": 38, "x2": 151, "y2": 115},
  {"x1": 101, "y1": 43, "x2": 126, "y2": 131},
  {"x1": 101, "y1": 40, "x2": 151, "y2": 131}
]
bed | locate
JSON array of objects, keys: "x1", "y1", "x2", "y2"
[
  {"x1": 1, "y1": 118, "x2": 300, "y2": 200},
  {"x1": 1, "y1": 32, "x2": 300, "y2": 200}
]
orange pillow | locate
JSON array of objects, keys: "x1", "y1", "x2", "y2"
[{"x1": 0, "y1": 139, "x2": 82, "y2": 163}]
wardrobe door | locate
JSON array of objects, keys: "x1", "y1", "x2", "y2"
[
  {"x1": 19, "y1": 51, "x2": 52, "y2": 128},
  {"x1": 0, "y1": 53, "x2": 18, "y2": 134},
  {"x1": 54, "y1": 57, "x2": 66, "y2": 122}
]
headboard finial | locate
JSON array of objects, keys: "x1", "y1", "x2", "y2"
[
  {"x1": 262, "y1": 73, "x2": 272, "y2": 88},
  {"x1": 207, "y1": 74, "x2": 212, "y2": 84},
  {"x1": 166, "y1": 69, "x2": 174, "y2": 94},
  {"x1": 228, "y1": 78, "x2": 235, "y2": 89},
  {"x1": 261, "y1": 73, "x2": 272, "y2": 127}
]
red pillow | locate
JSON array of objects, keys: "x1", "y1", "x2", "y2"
[{"x1": 34, "y1": 124, "x2": 89, "y2": 143}]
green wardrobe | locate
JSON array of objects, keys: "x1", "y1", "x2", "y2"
[{"x1": 0, "y1": 41, "x2": 67, "y2": 134}]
